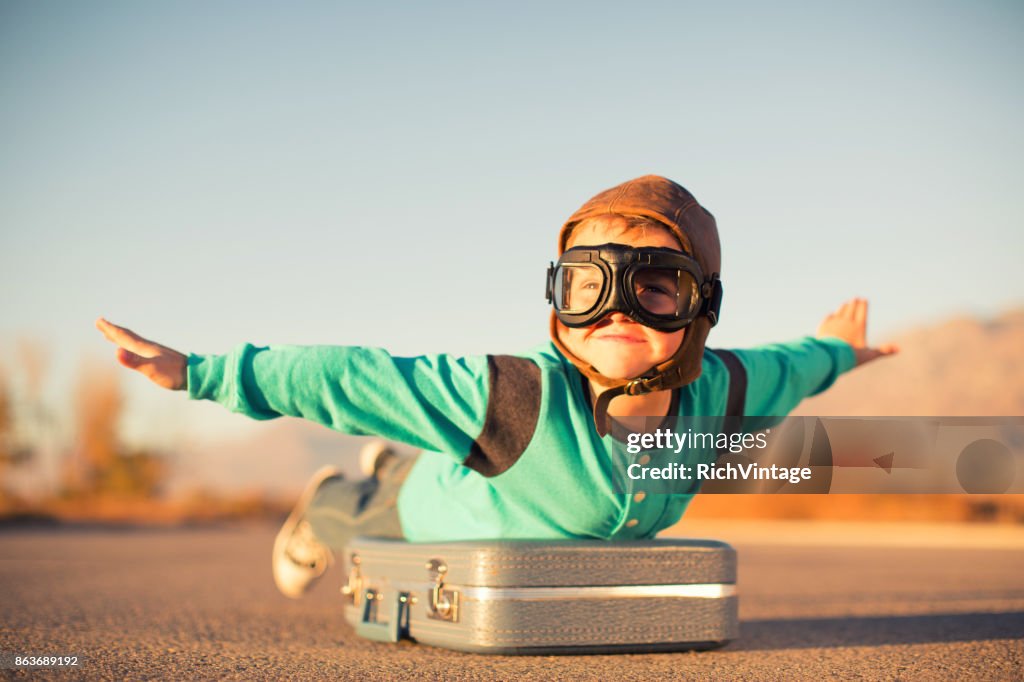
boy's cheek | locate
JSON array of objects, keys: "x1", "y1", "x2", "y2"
[
  {"x1": 560, "y1": 325, "x2": 596, "y2": 356},
  {"x1": 554, "y1": 321, "x2": 586, "y2": 348}
]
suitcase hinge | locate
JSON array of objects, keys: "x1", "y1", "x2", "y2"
[
  {"x1": 425, "y1": 558, "x2": 459, "y2": 622},
  {"x1": 340, "y1": 552, "x2": 364, "y2": 606}
]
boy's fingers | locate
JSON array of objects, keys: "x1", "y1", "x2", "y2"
[
  {"x1": 96, "y1": 317, "x2": 133, "y2": 345},
  {"x1": 838, "y1": 300, "x2": 855, "y2": 319},
  {"x1": 97, "y1": 318, "x2": 146, "y2": 347},
  {"x1": 96, "y1": 317, "x2": 158, "y2": 355},
  {"x1": 853, "y1": 299, "x2": 868, "y2": 326}
]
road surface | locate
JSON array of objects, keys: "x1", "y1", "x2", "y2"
[{"x1": 2, "y1": 521, "x2": 1023, "y2": 680}]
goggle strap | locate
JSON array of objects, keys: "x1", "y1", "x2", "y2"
[{"x1": 701, "y1": 275, "x2": 723, "y2": 327}]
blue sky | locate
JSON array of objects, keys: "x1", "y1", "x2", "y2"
[{"x1": 1, "y1": 0, "x2": 1022, "y2": 452}]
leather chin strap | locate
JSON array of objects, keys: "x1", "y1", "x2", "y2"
[
  {"x1": 591, "y1": 374, "x2": 667, "y2": 437},
  {"x1": 550, "y1": 312, "x2": 712, "y2": 437}
]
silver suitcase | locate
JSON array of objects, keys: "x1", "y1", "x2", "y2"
[{"x1": 341, "y1": 537, "x2": 738, "y2": 654}]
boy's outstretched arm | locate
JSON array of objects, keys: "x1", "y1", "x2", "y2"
[
  {"x1": 727, "y1": 297, "x2": 897, "y2": 417},
  {"x1": 95, "y1": 318, "x2": 187, "y2": 390},
  {"x1": 815, "y1": 298, "x2": 899, "y2": 368},
  {"x1": 94, "y1": 317, "x2": 493, "y2": 459}
]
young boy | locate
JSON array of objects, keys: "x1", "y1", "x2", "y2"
[{"x1": 95, "y1": 175, "x2": 896, "y2": 598}]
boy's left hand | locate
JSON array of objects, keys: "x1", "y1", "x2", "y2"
[{"x1": 816, "y1": 298, "x2": 899, "y2": 367}]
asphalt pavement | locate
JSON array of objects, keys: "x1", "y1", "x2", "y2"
[{"x1": 2, "y1": 521, "x2": 1022, "y2": 680}]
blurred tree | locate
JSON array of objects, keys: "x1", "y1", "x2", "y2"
[
  {"x1": 0, "y1": 367, "x2": 11, "y2": 464},
  {"x1": 64, "y1": 360, "x2": 167, "y2": 499},
  {"x1": 0, "y1": 363, "x2": 38, "y2": 512},
  {"x1": 0, "y1": 367, "x2": 34, "y2": 474},
  {"x1": 16, "y1": 338, "x2": 53, "y2": 444},
  {"x1": 0, "y1": 368, "x2": 12, "y2": 511}
]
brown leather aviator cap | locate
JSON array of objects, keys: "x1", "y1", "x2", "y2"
[{"x1": 550, "y1": 175, "x2": 722, "y2": 431}]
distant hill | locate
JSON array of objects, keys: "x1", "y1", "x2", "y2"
[{"x1": 795, "y1": 307, "x2": 1024, "y2": 416}]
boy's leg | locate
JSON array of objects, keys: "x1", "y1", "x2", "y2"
[
  {"x1": 272, "y1": 442, "x2": 417, "y2": 598},
  {"x1": 302, "y1": 475, "x2": 381, "y2": 550},
  {"x1": 305, "y1": 448, "x2": 416, "y2": 547}
]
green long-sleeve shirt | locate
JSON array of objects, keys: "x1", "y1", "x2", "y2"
[{"x1": 187, "y1": 337, "x2": 854, "y2": 541}]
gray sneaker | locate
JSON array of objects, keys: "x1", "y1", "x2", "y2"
[{"x1": 272, "y1": 466, "x2": 342, "y2": 599}]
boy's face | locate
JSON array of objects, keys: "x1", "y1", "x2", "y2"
[{"x1": 556, "y1": 216, "x2": 687, "y2": 381}]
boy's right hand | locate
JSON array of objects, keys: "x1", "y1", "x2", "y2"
[{"x1": 95, "y1": 318, "x2": 188, "y2": 391}]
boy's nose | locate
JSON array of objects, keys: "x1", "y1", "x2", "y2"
[{"x1": 597, "y1": 312, "x2": 636, "y2": 326}]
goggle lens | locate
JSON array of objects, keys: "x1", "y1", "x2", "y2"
[
  {"x1": 554, "y1": 264, "x2": 602, "y2": 314},
  {"x1": 633, "y1": 268, "x2": 699, "y2": 318}
]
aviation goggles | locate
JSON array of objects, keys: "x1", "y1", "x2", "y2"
[{"x1": 546, "y1": 243, "x2": 722, "y2": 332}]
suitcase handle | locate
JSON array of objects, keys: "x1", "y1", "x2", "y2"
[{"x1": 356, "y1": 589, "x2": 409, "y2": 643}]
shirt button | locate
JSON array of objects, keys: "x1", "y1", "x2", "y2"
[
  {"x1": 625, "y1": 519, "x2": 639, "y2": 528},
  {"x1": 638, "y1": 455, "x2": 651, "y2": 465},
  {"x1": 634, "y1": 492, "x2": 646, "y2": 503}
]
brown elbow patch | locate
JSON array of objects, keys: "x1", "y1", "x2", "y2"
[{"x1": 463, "y1": 355, "x2": 542, "y2": 477}]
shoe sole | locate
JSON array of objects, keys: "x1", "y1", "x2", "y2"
[{"x1": 272, "y1": 465, "x2": 343, "y2": 596}]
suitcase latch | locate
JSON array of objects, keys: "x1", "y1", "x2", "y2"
[
  {"x1": 425, "y1": 558, "x2": 459, "y2": 622},
  {"x1": 357, "y1": 588, "x2": 410, "y2": 643},
  {"x1": 341, "y1": 552, "x2": 364, "y2": 606}
]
